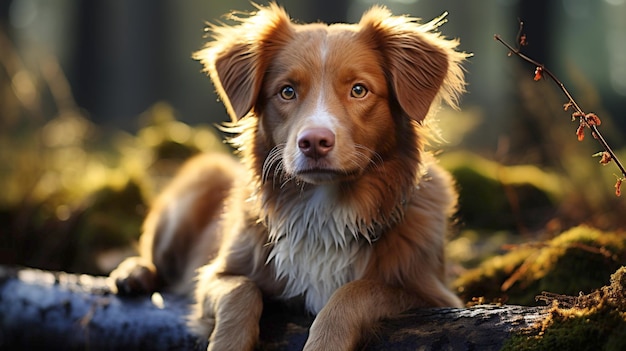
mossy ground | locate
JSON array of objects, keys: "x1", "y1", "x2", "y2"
[
  {"x1": 502, "y1": 266, "x2": 626, "y2": 351},
  {"x1": 0, "y1": 103, "x2": 227, "y2": 274},
  {"x1": 454, "y1": 226, "x2": 626, "y2": 305}
]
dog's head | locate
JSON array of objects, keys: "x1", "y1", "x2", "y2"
[{"x1": 195, "y1": 3, "x2": 467, "y2": 185}]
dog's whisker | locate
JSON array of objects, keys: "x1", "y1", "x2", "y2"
[
  {"x1": 371, "y1": 152, "x2": 384, "y2": 169},
  {"x1": 352, "y1": 150, "x2": 370, "y2": 171},
  {"x1": 262, "y1": 145, "x2": 285, "y2": 184},
  {"x1": 273, "y1": 162, "x2": 287, "y2": 188},
  {"x1": 346, "y1": 155, "x2": 365, "y2": 173},
  {"x1": 280, "y1": 176, "x2": 294, "y2": 189},
  {"x1": 353, "y1": 144, "x2": 384, "y2": 171}
]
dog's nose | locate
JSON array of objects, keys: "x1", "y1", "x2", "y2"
[{"x1": 297, "y1": 128, "x2": 335, "y2": 159}]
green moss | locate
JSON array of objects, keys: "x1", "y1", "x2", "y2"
[
  {"x1": 454, "y1": 226, "x2": 626, "y2": 305},
  {"x1": 504, "y1": 307, "x2": 626, "y2": 351},
  {"x1": 77, "y1": 180, "x2": 145, "y2": 247},
  {"x1": 451, "y1": 165, "x2": 513, "y2": 229},
  {"x1": 0, "y1": 102, "x2": 229, "y2": 273},
  {"x1": 440, "y1": 151, "x2": 563, "y2": 230},
  {"x1": 502, "y1": 267, "x2": 626, "y2": 351}
]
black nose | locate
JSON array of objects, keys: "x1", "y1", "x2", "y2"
[{"x1": 297, "y1": 128, "x2": 335, "y2": 160}]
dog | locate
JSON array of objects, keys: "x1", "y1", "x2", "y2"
[{"x1": 110, "y1": 3, "x2": 468, "y2": 350}]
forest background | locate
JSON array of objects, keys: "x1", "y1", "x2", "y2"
[{"x1": 1, "y1": 0, "x2": 626, "y2": 310}]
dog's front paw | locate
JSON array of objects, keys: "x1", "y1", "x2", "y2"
[
  {"x1": 109, "y1": 256, "x2": 158, "y2": 295},
  {"x1": 303, "y1": 318, "x2": 358, "y2": 351}
]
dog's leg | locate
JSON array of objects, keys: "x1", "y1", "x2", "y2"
[
  {"x1": 109, "y1": 199, "x2": 169, "y2": 295},
  {"x1": 190, "y1": 264, "x2": 263, "y2": 351},
  {"x1": 110, "y1": 154, "x2": 240, "y2": 296},
  {"x1": 109, "y1": 255, "x2": 159, "y2": 295},
  {"x1": 303, "y1": 279, "x2": 421, "y2": 351}
]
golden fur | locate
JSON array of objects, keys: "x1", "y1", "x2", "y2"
[{"x1": 110, "y1": 3, "x2": 468, "y2": 350}]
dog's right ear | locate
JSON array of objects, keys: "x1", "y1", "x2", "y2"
[
  {"x1": 358, "y1": 7, "x2": 467, "y2": 122},
  {"x1": 194, "y1": 3, "x2": 294, "y2": 122}
]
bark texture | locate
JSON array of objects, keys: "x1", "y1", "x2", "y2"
[{"x1": 0, "y1": 266, "x2": 547, "y2": 350}]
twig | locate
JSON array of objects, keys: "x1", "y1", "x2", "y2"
[
  {"x1": 494, "y1": 22, "x2": 625, "y2": 196},
  {"x1": 535, "y1": 291, "x2": 579, "y2": 308}
]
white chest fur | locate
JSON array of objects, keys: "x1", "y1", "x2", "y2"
[{"x1": 265, "y1": 185, "x2": 372, "y2": 314}]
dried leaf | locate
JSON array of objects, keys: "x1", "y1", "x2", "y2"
[
  {"x1": 585, "y1": 113, "x2": 601, "y2": 126},
  {"x1": 563, "y1": 101, "x2": 573, "y2": 111},
  {"x1": 519, "y1": 34, "x2": 528, "y2": 46},
  {"x1": 533, "y1": 67, "x2": 543, "y2": 81},
  {"x1": 599, "y1": 152, "x2": 612, "y2": 165},
  {"x1": 572, "y1": 111, "x2": 585, "y2": 123},
  {"x1": 576, "y1": 124, "x2": 585, "y2": 141},
  {"x1": 616, "y1": 178, "x2": 623, "y2": 197}
]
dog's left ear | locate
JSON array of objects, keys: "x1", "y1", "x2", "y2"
[
  {"x1": 359, "y1": 7, "x2": 468, "y2": 121},
  {"x1": 194, "y1": 3, "x2": 294, "y2": 122}
]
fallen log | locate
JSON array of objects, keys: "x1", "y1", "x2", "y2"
[{"x1": 0, "y1": 266, "x2": 547, "y2": 350}]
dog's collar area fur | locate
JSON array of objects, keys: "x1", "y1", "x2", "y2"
[
  {"x1": 258, "y1": 179, "x2": 418, "y2": 313},
  {"x1": 366, "y1": 189, "x2": 411, "y2": 243},
  {"x1": 258, "y1": 178, "x2": 419, "y2": 245},
  {"x1": 361, "y1": 163, "x2": 428, "y2": 243}
]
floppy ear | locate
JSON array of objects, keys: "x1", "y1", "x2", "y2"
[
  {"x1": 193, "y1": 3, "x2": 294, "y2": 122},
  {"x1": 358, "y1": 7, "x2": 468, "y2": 121}
]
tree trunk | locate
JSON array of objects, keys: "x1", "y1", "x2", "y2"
[{"x1": 0, "y1": 266, "x2": 547, "y2": 350}]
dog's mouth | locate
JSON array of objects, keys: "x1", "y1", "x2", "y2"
[{"x1": 296, "y1": 167, "x2": 360, "y2": 184}]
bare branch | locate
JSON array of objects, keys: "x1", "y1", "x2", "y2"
[{"x1": 494, "y1": 24, "x2": 625, "y2": 196}]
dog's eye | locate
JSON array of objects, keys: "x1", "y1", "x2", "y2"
[
  {"x1": 351, "y1": 84, "x2": 368, "y2": 98},
  {"x1": 280, "y1": 85, "x2": 296, "y2": 100}
]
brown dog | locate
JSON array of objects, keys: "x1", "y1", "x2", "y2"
[{"x1": 110, "y1": 3, "x2": 468, "y2": 350}]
